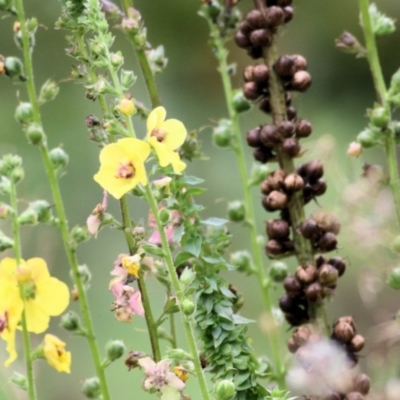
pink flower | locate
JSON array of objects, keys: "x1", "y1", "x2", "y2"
[
  {"x1": 87, "y1": 191, "x2": 108, "y2": 237},
  {"x1": 138, "y1": 357, "x2": 185, "y2": 400},
  {"x1": 148, "y1": 209, "x2": 182, "y2": 245},
  {"x1": 110, "y1": 284, "x2": 144, "y2": 322}
]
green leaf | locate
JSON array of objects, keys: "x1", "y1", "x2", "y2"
[
  {"x1": 142, "y1": 244, "x2": 165, "y2": 257},
  {"x1": 219, "y1": 285, "x2": 236, "y2": 299},
  {"x1": 200, "y1": 217, "x2": 228, "y2": 227},
  {"x1": 202, "y1": 254, "x2": 225, "y2": 264},
  {"x1": 175, "y1": 252, "x2": 194, "y2": 267},
  {"x1": 183, "y1": 235, "x2": 202, "y2": 257},
  {"x1": 232, "y1": 314, "x2": 255, "y2": 324},
  {"x1": 182, "y1": 175, "x2": 204, "y2": 185}
]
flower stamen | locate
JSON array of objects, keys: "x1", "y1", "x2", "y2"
[
  {"x1": 151, "y1": 127, "x2": 167, "y2": 143},
  {"x1": 116, "y1": 162, "x2": 135, "y2": 179}
]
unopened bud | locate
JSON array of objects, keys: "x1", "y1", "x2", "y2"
[
  {"x1": 82, "y1": 377, "x2": 101, "y2": 399},
  {"x1": 370, "y1": 106, "x2": 389, "y2": 129},
  {"x1": 71, "y1": 225, "x2": 90, "y2": 244},
  {"x1": 4, "y1": 56, "x2": 24, "y2": 80},
  {"x1": 214, "y1": 379, "x2": 236, "y2": 400},
  {"x1": 38, "y1": 79, "x2": 59, "y2": 103},
  {"x1": 25, "y1": 123, "x2": 45, "y2": 145},
  {"x1": 227, "y1": 200, "x2": 245, "y2": 222},
  {"x1": 105, "y1": 339, "x2": 126, "y2": 362},
  {"x1": 18, "y1": 200, "x2": 53, "y2": 225},
  {"x1": 347, "y1": 141, "x2": 362, "y2": 158},
  {"x1": 269, "y1": 261, "x2": 288, "y2": 282},
  {"x1": 0, "y1": 233, "x2": 14, "y2": 252},
  {"x1": 61, "y1": 311, "x2": 81, "y2": 331},
  {"x1": 232, "y1": 90, "x2": 251, "y2": 113},
  {"x1": 181, "y1": 298, "x2": 195, "y2": 316},
  {"x1": 49, "y1": 147, "x2": 69, "y2": 171},
  {"x1": 117, "y1": 98, "x2": 136, "y2": 116},
  {"x1": 388, "y1": 267, "x2": 400, "y2": 290},
  {"x1": 213, "y1": 119, "x2": 232, "y2": 148},
  {"x1": 230, "y1": 250, "x2": 252, "y2": 273},
  {"x1": 15, "y1": 102, "x2": 34, "y2": 124}
]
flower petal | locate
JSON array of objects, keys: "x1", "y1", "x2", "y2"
[
  {"x1": 161, "y1": 119, "x2": 187, "y2": 150},
  {"x1": 147, "y1": 106, "x2": 166, "y2": 134},
  {"x1": 148, "y1": 138, "x2": 174, "y2": 168},
  {"x1": 99, "y1": 142, "x2": 128, "y2": 165},
  {"x1": 138, "y1": 356, "x2": 156, "y2": 372},
  {"x1": 160, "y1": 386, "x2": 181, "y2": 400},
  {"x1": 118, "y1": 138, "x2": 151, "y2": 162},
  {"x1": 35, "y1": 277, "x2": 70, "y2": 317},
  {"x1": 43, "y1": 334, "x2": 71, "y2": 373},
  {"x1": 24, "y1": 299, "x2": 50, "y2": 334},
  {"x1": 168, "y1": 151, "x2": 186, "y2": 174},
  {"x1": 29, "y1": 257, "x2": 50, "y2": 285},
  {"x1": 0, "y1": 257, "x2": 18, "y2": 285}
]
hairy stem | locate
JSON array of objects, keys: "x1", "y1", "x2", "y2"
[
  {"x1": 208, "y1": 20, "x2": 286, "y2": 388},
  {"x1": 14, "y1": 1, "x2": 111, "y2": 398},
  {"x1": 359, "y1": 0, "x2": 400, "y2": 228}
]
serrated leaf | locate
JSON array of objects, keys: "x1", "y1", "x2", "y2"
[
  {"x1": 142, "y1": 244, "x2": 165, "y2": 257},
  {"x1": 200, "y1": 217, "x2": 228, "y2": 227}
]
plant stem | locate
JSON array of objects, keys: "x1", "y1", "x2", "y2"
[
  {"x1": 359, "y1": 0, "x2": 400, "y2": 228},
  {"x1": 144, "y1": 185, "x2": 211, "y2": 400},
  {"x1": 9, "y1": 183, "x2": 37, "y2": 400},
  {"x1": 120, "y1": 0, "x2": 162, "y2": 108},
  {"x1": 14, "y1": 2, "x2": 111, "y2": 398},
  {"x1": 208, "y1": 20, "x2": 286, "y2": 388},
  {"x1": 119, "y1": 196, "x2": 162, "y2": 361}
]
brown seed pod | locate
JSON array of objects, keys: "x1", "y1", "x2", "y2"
[
  {"x1": 243, "y1": 65, "x2": 255, "y2": 82},
  {"x1": 265, "y1": 6, "x2": 285, "y2": 27},
  {"x1": 239, "y1": 19, "x2": 252, "y2": 35},
  {"x1": 311, "y1": 178, "x2": 327, "y2": 196},
  {"x1": 287, "y1": 337, "x2": 298, "y2": 353},
  {"x1": 318, "y1": 232, "x2": 337, "y2": 252},
  {"x1": 286, "y1": 106, "x2": 297, "y2": 120},
  {"x1": 283, "y1": 276, "x2": 303, "y2": 296},
  {"x1": 353, "y1": 373, "x2": 370, "y2": 395},
  {"x1": 250, "y1": 29, "x2": 272, "y2": 48},
  {"x1": 290, "y1": 70, "x2": 312, "y2": 91},
  {"x1": 348, "y1": 334, "x2": 365, "y2": 352},
  {"x1": 252, "y1": 64, "x2": 270, "y2": 84},
  {"x1": 245, "y1": 9, "x2": 265, "y2": 29},
  {"x1": 281, "y1": 239, "x2": 295, "y2": 251},
  {"x1": 334, "y1": 320, "x2": 355, "y2": 343},
  {"x1": 259, "y1": 96, "x2": 272, "y2": 113},
  {"x1": 292, "y1": 326, "x2": 312, "y2": 347},
  {"x1": 265, "y1": 190, "x2": 288, "y2": 210},
  {"x1": 234, "y1": 30, "x2": 251, "y2": 48},
  {"x1": 274, "y1": 55, "x2": 296, "y2": 77},
  {"x1": 278, "y1": 294, "x2": 297, "y2": 313},
  {"x1": 305, "y1": 282, "x2": 325, "y2": 302},
  {"x1": 283, "y1": 6, "x2": 294, "y2": 23},
  {"x1": 318, "y1": 263, "x2": 339, "y2": 286},
  {"x1": 295, "y1": 264, "x2": 317, "y2": 284},
  {"x1": 284, "y1": 173, "x2": 304, "y2": 192},
  {"x1": 345, "y1": 392, "x2": 364, "y2": 400},
  {"x1": 253, "y1": 147, "x2": 273, "y2": 163},
  {"x1": 247, "y1": 46, "x2": 263, "y2": 60},
  {"x1": 276, "y1": 120, "x2": 295, "y2": 138},
  {"x1": 260, "y1": 124, "x2": 281, "y2": 147},
  {"x1": 265, "y1": 239, "x2": 285, "y2": 256},
  {"x1": 301, "y1": 160, "x2": 324, "y2": 181},
  {"x1": 329, "y1": 257, "x2": 346, "y2": 277},
  {"x1": 315, "y1": 255, "x2": 328, "y2": 268},
  {"x1": 266, "y1": 169, "x2": 286, "y2": 190},
  {"x1": 300, "y1": 219, "x2": 320, "y2": 239},
  {"x1": 282, "y1": 137, "x2": 301, "y2": 157},
  {"x1": 292, "y1": 54, "x2": 308, "y2": 71},
  {"x1": 242, "y1": 81, "x2": 262, "y2": 100},
  {"x1": 260, "y1": 179, "x2": 272, "y2": 195},
  {"x1": 246, "y1": 127, "x2": 262, "y2": 148},
  {"x1": 312, "y1": 211, "x2": 341, "y2": 235},
  {"x1": 266, "y1": 219, "x2": 290, "y2": 240},
  {"x1": 295, "y1": 119, "x2": 313, "y2": 138}
]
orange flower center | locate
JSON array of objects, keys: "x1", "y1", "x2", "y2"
[
  {"x1": 151, "y1": 127, "x2": 167, "y2": 143},
  {"x1": 116, "y1": 162, "x2": 135, "y2": 179}
]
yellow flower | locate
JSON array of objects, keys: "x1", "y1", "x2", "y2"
[
  {"x1": 146, "y1": 107, "x2": 187, "y2": 173},
  {"x1": 0, "y1": 284, "x2": 24, "y2": 366},
  {"x1": 43, "y1": 334, "x2": 71, "y2": 373},
  {"x1": 0, "y1": 257, "x2": 70, "y2": 335},
  {"x1": 94, "y1": 138, "x2": 150, "y2": 200},
  {"x1": 117, "y1": 98, "x2": 136, "y2": 116},
  {"x1": 121, "y1": 255, "x2": 140, "y2": 278}
]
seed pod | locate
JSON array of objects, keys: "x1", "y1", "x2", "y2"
[
  {"x1": 329, "y1": 257, "x2": 346, "y2": 277},
  {"x1": 318, "y1": 232, "x2": 337, "y2": 252},
  {"x1": 287, "y1": 337, "x2": 298, "y2": 353},
  {"x1": 296, "y1": 264, "x2": 317, "y2": 284},
  {"x1": 304, "y1": 160, "x2": 324, "y2": 181},
  {"x1": 300, "y1": 219, "x2": 320, "y2": 239},
  {"x1": 242, "y1": 81, "x2": 262, "y2": 100},
  {"x1": 239, "y1": 19, "x2": 252, "y2": 35},
  {"x1": 295, "y1": 119, "x2": 313, "y2": 138},
  {"x1": 265, "y1": 190, "x2": 288, "y2": 210},
  {"x1": 245, "y1": 9, "x2": 265, "y2": 29},
  {"x1": 290, "y1": 71, "x2": 312, "y2": 91},
  {"x1": 312, "y1": 212, "x2": 341, "y2": 234},
  {"x1": 260, "y1": 124, "x2": 281, "y2": 147},
  {"x1": 334, "y1": 320, "x2": 355, "y2": 343},
  {"x1": 277, "y1": 0, "x2": 293, "y2": 6},
  {"x1": 266, "y1": 169, "x2": 286, "y2": 190},
  {"x1": 253, "y1": 147, "x2": 273, "y2": 163},
  {"x1": 282, "y1": 137, "x2": 301, "y2": 157},
  {"x1": 265, "y1": 6, "x2": 285, "y2": 27},
  {"x1": 311, "y1": 178, "x2": 327, "y2": 196},
  {"x1": 252, "y1": 64, "x2": 269, "y2": 84},
  {"x1": 260, "y1": 179, "x2": 272, "y2": 195},
  {"x1": 247, "y1": 46, "x2": 263, "y2": 60},
  {"x1": 323, "y1": 391, "x2": 342, "y2": 400},
  {"x1": 259, "y1": 96, "x2": 272, "y2": 113},
  {"x1": 283, "y1": 276, "x2": 302, "y2": 296},
  {"x1": 246, "y1": 127, "x2": 262, "y2": 147},
  {"x1": 266, "y1": 219, "x2": 290, "y2": 240},
  {"x1": 285, "y1": 310, "x2": 309, "y2": 327},
  {"x1": 318, "y1": 264, "x2": 338, "y2": 286},
  {"x1": 243, "y1": 65, "x2": 255, "y2": 82},
  {"x1": 292, "y1": 54, "x2": 308, "y2": 71},
  {"x1": 353, "y1": 373, "x2": 370, "y2": 395},
  {"x1": 292, "y1": 326, "x2": 312, "y2": 347},
  {"x1": 286, "y1": 106, "x2": 297, "y2": 120},
  {"x1": 284, "y1": 173, "x2": 304, "y2": 192},
  {"x1": 315, "y1": 255, "x2": 328, "y2": 268},
  {"x1": 265, "y1": 239, "x2": 285, "y2": 256},
  {"x1": 274, "y1": 55, "x2": 296, "y2": 77},
  {"x1": 305, "y1": 282, "x2": 324, "y2": 302},
  {"x1": 348, "y1": 334, "x2": 365, "y2": 352},
  {"x1": 234, "y1": 30, "x2": 251, "y2": 48},
  {"x1": 283, "y1": 6, "x2": 294, "y2": 23},
  {"x1": 345, "y1": 392, "x2": 364, "y2": 400},
  {"x1": 276, "y1": 121, "x2": 295, "y2": 138},
  {"x1": 250, "y1": 29, "x2": 272, "y2": 48},
  {"x1": 279, "y1": 294, "x2": 297, "y2": 313}
]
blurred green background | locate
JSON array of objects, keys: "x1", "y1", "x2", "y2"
[{"x1": 1, "y1": 0, "x2": 400, "y2": 399}]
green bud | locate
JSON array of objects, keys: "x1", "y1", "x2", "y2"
[
  {"x1": 230, "y1": 250, "x2": 252, "y2": 273},
  {"x1": 60, "y1": 311, "x2": 81, "y2": 331},
  {"x1": 11, "y1": 372, "x2": 28, "y2": 392},
  {"x1": 357, "y1": 127, "x2": 380, "y2": 148},
  {"x1": 0, "y1": 232, "x2": 14, "y2": 252},
  {"x1": 159, "y1": 209, "x2": 170, "y2": 225},
  {"x1": 15, "y1": 102, "x2": 34, "y2": 124},
  {"x1": 232, "y1": 89, "x2": 251, "y2": 113},
  {"x1": 163, "y1": 296, "x2": 179, "y2": 314},
  {"x1": 179, "y1": 267, "x2": 196, "y2": 286},
  {"x1": 82, "y1": 377, "x2": 101, "y2": 399},
  {"x1": 110, "y1": 51, "x2": 123, "y2": 68},
  {"x1": 166, "y1": 348, "x2": 192, "y2": 360},
  {"x1": 0, "y1": 154, "x2": 23, "y2": 180},
  {"x1": 147, "y1": 45, "x2": 167, "y2": 74},
  {"x1": 10, "y1": 167, "x2": 24, "y2": 184},
  {"x1": 200, "y1": 1, "x2": 221, "y2": 21},
  {"x1": 227, "y1": 200, "x2": 245, "y2": 222},
  {"x1": 70, "y1": 264, "x2": 92, "y2": 288},
  {"x1": 4, "y1": 56, "x2": 25, "y2": 80},
  {"x1": 181, "y1": 298, "x2": 195, "y2": 316},
  {"x1": 392, "y1": 235, "x2": 400, "y2": 253},
  {"x1": 388, "y1": 267, "x2": 400, "y2": 290},
  {"x1": 370, "y1": 106, "x2": 389, "y2": 129},
  {"x1": 38, "y1": 79, "x2": 59, "y2": 104},
  {"x1": 120, "y1": 69, "x2": 136, "y2": 89},
  {"x1": 104, "y1": 119, "x2": 124, "y2": 136},
  {"x1": 0, "y1": 176, "x2": 11, "y2": 195},
  {"x1": 369, "y1": 3, "x2": 395, "y2": 36},
  {"x1": 214, "y1": 379, "x2": 236, "y2": 400},
  {"x1": 249, "y1": 163, "x2": 272, "y2": 186},
  {"x1": 25, "y1": 123, "x2": 45, "y2": 145},
  {"x1": 213, "y1": 119, "x2": 232, "y2": 148},
  {"x1": 0, "y1": 0, "x2": 16, "y2": 13},
  {"x1": 49, "y1": 147, "x2": 69, "y2": 171},
  {"x1": 269, "y1": 261, "x2": 288, "y2": 282},
  {"x1": 71, "y1": 225, "x2": 91, "y2": 245},
  {"x1": 105, "y1": 339, "x2": 126, "y2": 362},
  {"x1": 18, "y1": 200, "x2": 52, "y2": 225},
  {"x1": 0, "y1": 203, "x2": 13, "y2": 219}
]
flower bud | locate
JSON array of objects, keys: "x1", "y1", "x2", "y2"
[
  {"x1": 227, "y1": 200, "x2": 245, "y2": 222},
  {"x1": 159, "y1": 208, "x2": 170, "y2": 225},
  {"x1": 369, "y1": 3, "x2": 395, "y2": 36},
  {"x1": 4, "y1": 56, "x2": 25, "y2": 80},
  {"x1": 249, "y1": 163, "x2": 271, "y2": 186},
  {"x1": 120, "y1": 69, "x2": 136, "y2": 89},
  {"x1": 269, "y1": 261, "x2": 288, "y2": 282},
  {"x1": 388, "y1": 267, "x2": 400, "y2": 290},
  {"x1": 106, "y1": 339, "x2": 126, "y2": 362},
  {"x1": 117, "y1": 98, "x2": 136, "y2": 116},
  {"x1": 10, "y1": 372, "x2": 28, "y2": 392},
  {"x1": 357, "y1": 127, "x2": 380, "y2": 148},
  {"x1": 181, "y1": 298, "x2": 195, "y2": 316},
  {"x1": 38, "y1": 79, "x2": 59, "y2": 103},
  {"x1": 18, "y1": 200, "x2": 53, "y2": 225},
  {"x1": 284, "y1": 173, "x2": 303, "y2": 192},
  {"x1": 347, "y1": 141, "x2": 363, "y2": 157},
  {"x1": 179, "y1": 267, "x2": 196, "y2": 286},
  {"x1": 232, "y1": 90, "x2": 251, "y2": 113},
  {"x1": 49, "y1": 147, "x2": 69, "y2": 171},
  {"x1": 230, "y1": 250, "x2": 252, "y2": 273},
  {"x1": 295, "y1": 119, "x2": 313, "y2": 138},
  {"x1": 72, "y1": 264, "x2": 92, "y2": 287},
  {"x1": 60, "y1": 311, "x2": 81, "y2": 331},
  {"x1": 71, "y1": 225, "x2": 90, "y2": 244},
  {"x1": 370, "y1": 106, "x2": 389, "y2": 129},
  {"x1": 15, "y1": 102, "x2": 34, "y2": 124},
  {"x1": 82, "y1": 377, "x2": 101, "y2": 399},
  {"x1": 335, "y1": 31, "x2": 365, "y2": 56},
  {"x1": 296, "y1": 264, "x2": 317, "y2": 284},
  {"x1": 289, "y1": 70, "x2": 312, "y2": 91},
  {"x1": 214, "y1": 379, "x2": 236, "y2": 400},
  {"x1": 25, "y1": 123, "x2": 45, "y2": 145},
  {"x1": 213, "y1": 119, "x2": 232, "y2": 148},
  {"x1": 263, "y1": 191, "x2": 288, "y2": 211},
  {"x1": 246, "y1": 127, "x2": 262, "y2": 147},
  {"x1": 0, "y1": 203, "x2": 12, "y2": 219},
  {"x1": 0, "y1": 232, "x2": 14, "y2": 252}
]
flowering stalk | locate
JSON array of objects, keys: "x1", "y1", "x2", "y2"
[
  {"x1": 9, "y1": 179, "x2": 37, "y2": 400},
  {"x1": 358, "y1": 0, "x2": 400, "y2": 228},
  {"x1": 13, "y1": 1, "x2": 111, "y2": 398},
  {"x1": 205, "y1": 17, "x2": 286, "y2": 388}
]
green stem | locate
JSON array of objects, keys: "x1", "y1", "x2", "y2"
[
  {"x1": 121, "y1": 0, "x2": 162, "y2": 108},
  {"x1": 208, "y1": 21, "x2": 286, "y2": 388},
  {"x1": 9, "y1": 183, "x2": 37, "y2": 400},
  {"x1": 144, "y1": 185, "x2": 211, "y2": 400},
  {"x1": 119, "y1": 196, "x2": 162, "y2": 361},
  {"x1": 14, "y1": 2, "x2": 111, "y2": 398},
  {"x1": 359, "y1": 0, "x2": 400, "y2": 228}
]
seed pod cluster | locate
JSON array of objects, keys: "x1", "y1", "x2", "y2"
[{"x1": 279, "y1": 256, "x2": 347, "y2": 326}]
